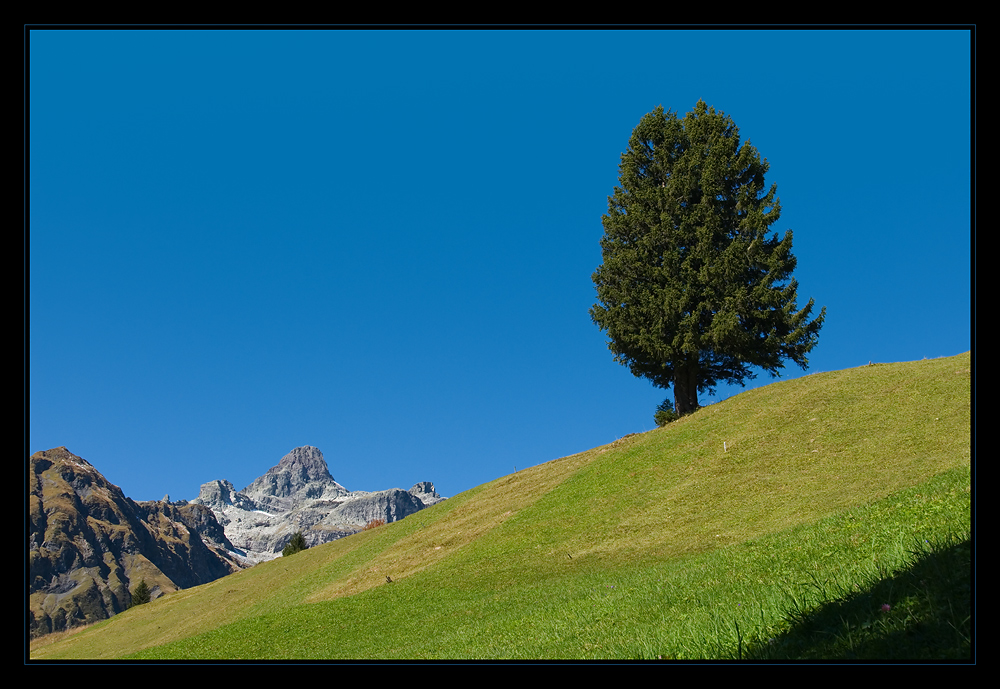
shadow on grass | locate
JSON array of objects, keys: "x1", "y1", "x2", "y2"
[{"x1": 738, "y1": 533, "x2": 971, "y2": 661}]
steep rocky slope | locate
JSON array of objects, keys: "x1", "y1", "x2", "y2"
[{"x1": 29, "y1": 447, "x2": 244, "y2": 638}]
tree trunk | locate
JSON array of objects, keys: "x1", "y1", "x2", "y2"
[{"x1": 673, "y1": 362, "x2": 699, "y2": 417}]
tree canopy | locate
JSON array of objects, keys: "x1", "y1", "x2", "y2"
[{"x1": 590, "y1": 101, "x2": 825, "y2": 417}]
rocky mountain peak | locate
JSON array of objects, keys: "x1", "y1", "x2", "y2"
[
  {"x1": 192, "y1": 446, "x2": 446, "y2": 565},
  {"x1": 272, "y1": 446, "x2": 332, "y2": 483},
  {"x1": 242, "y1": 446, "x2": 347, "y2": 507}
]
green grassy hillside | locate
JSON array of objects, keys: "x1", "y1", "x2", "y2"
[{"x1": 30, "y1": 353, "x2": 971, "y2": 660}]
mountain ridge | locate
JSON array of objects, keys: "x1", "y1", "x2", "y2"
[
  {"x1": 29, "y1": 447, "x2": 244, "y2": 638},
  {"x1": 191, "y1": 445, "x2": 445, "y2": 564},
  {"x1": 28, "y1": 444, "x2": 445, "y2": 638}
]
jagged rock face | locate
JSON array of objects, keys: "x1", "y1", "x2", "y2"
[
  {"x1": 320, "y1": 488, "x2": 425, "y2": 526},
  {"x1": 241, "y1": 446, "x2": 349, "y2": 512},
  {"x1": 29, "y1": 447, "x2": 244, "y2": 639},
  {"x1": 192, "y1": 447, "x2": 445, "y2": 565},
  {"x1": 409, "y1": 482, "x2": 445, "y2": 507},
  {"x1": 194, "y1": 479, "x2": 261, "y2": 520}
]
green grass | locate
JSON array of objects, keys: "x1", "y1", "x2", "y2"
[
  {"x1": 736, "y1": 528, "x2": 971, "y2": 660},
  {"x1": 30, "y1": 353, "x2": 971, "y2": 660}
]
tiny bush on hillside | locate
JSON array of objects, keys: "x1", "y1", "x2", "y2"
[
  {"x1": 654, "y1": 398, "x2": 679, "y2": 426},
  {"x1": 363, "y1": 518, "x2": 386, "y2": 531},
  {"x1": 129, "y1": 579, "x2": 151, "y2": 608},
  {"x1": 282, "y1": 531, "x2": 308, "y2": 557}
]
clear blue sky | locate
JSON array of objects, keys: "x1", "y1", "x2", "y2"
[{"x1": 28, "y1": 28, "x2": 973, "y2": 503}]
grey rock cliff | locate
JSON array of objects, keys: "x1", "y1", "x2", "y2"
[
  {"x1": 192, "y1": 446, "x2": 445, "y2": 564},
  {"x1": 409, "y1": 481, "x2": 445, "y2": 507}
]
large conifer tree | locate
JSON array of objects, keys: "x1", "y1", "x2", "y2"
[{"x1": 591, "y1": 101, "x2": 825, "y2": 417}]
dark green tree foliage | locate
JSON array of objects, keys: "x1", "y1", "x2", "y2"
[
  {"x1": 591, "y1": 101, "x2": 825, "y2": 416},
  {"x1": 129, "y1": 579, "x2": 151, "y2": 608},
  {"x1": 282, "y1": 531, "x2": 308, "y2": 557},
  {"x1": 653, "y1": 397, "x2": 678, "y2": 427}
]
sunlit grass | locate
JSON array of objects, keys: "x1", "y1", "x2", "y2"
[{"x1": 31, "y1": 353, "x2": 971, "y2": 660}]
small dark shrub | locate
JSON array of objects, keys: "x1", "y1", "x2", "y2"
[
  {"x1": 654, "y1": 397, "x2": 679, "y2": 426},
  {"x1": 363, "y1": 518, "x2": 386, "y2": 531},
  {"x1": 129, "y1": 579, "x2": 151, "y2": 608},
  {"x1": 282, "y1": 531, "x2": 308, "y2": 557}
]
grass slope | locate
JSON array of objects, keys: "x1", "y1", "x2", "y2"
[{"x1": 30, "y1": 353, "x2": 971, "y2": 660}]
